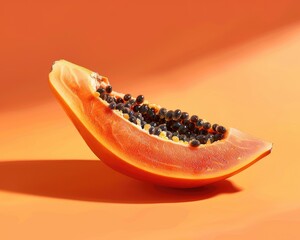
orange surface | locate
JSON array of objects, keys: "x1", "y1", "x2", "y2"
[{"x1": 0, "y1": 1, "x2": 300, "y2": 239}]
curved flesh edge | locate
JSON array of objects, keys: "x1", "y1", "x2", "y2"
[{"x1": 49, "y1": 60, "x2": 272, "y2": 188}]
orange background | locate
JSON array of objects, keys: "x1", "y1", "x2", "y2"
[{"x1": 1, "y1": 1, "x2": 300, "y2": 239}]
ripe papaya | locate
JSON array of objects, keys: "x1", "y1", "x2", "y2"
[{"x1": 49, "y1": 60, "x2": 272, "y2": 188}]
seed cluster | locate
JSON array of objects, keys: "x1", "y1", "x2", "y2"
[{"x1": 96, "y1": 85, "x2": 227, "y2": 147}]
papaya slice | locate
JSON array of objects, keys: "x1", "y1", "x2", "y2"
[{"x1": 49, "y1": 60, "x2": 272, "y2": 188}]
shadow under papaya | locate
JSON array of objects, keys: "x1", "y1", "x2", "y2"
[{"x1": 0, "y1": 160, "x2": 241, "y2": 203}]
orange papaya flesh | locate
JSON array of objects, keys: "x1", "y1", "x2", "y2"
[{"x1": 49, "y1": 60, "x2": 272, "y2": 188}]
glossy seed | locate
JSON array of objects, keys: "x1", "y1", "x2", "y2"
[
  {"x1": 116, "y1": 98, "x2": 124, "y2": 104},
  {"x1": 165, "y1": 110, "x2": 174, "y2": 121},
  {"x1": 182, "y1": 119, "x2": 190, "y2": 126},
  {"x1": 108, "y1": 102, "x2": 116, "y2": 109},
  {"x1": 166, "y1": 131, "x2": 173, "y2": 139},
  {"x1": 150, "y1": 107, "x2": 157, "y2": 115},
  {"x1": 116, "y1": 103, "x2": 124, "y2": 111},
  {"x1": 147, "y1": 109, "x2": 155, "y2": 120},
  {"x1": 149, "y1": 126, "x2": 155, "y2": 135},
  {"x1": 124, "y1": 102, "x2": 131, "y2": 108},
  {"x1": 150, "y1": 122, "x2": 158, "y2": 127},
  {"x1": 212, "y1": 124, "x2": 219, "y2": 132},
  {"x1": 188, "y1": 122, "x2": 195, "y2": 131},
  {"x1": 159, "y1": 108, "x2": 168, "y2": 119},
  {"x1": 190, "y1": 139, "x2": 200, "y2": 147},
  {"x1": 173, "y1": 109, "x2": 182, "y2": 120},
  {"x1": 180, "y1": 112, "x2": 189, "y2": 120},
  {"x1": 203, "y1": 122, "x2": 211, "y2": 130},
  {"x1": 154, "y1": 127, "x2": 162, "y2": 136},
  {"x1": 196, "y1": 135, "x2": 207, "y2": 144},
  {"x1": 123, "y1": 94, "x2": 131, "y2": 101},
  {"x1": 105, "y1": 85, "x2": 112, "y2": 93},
  {"x1": 106, "y1": 96, "x2": 114, "y2": 103},
  {"x1": 139, "y1": 104, "x2": 149, "y2": 114},
  {"x1": 200, "y1": 129, "x2": 208, "y2": 135},
  {"x1": 190, "y1": 115, "x2": 199, "y2": 123},
  {"x1": 122, "y1": 107, "x2": 131, "y2": 114},
  {"x1": 165, "y1": 120, "x2": 172, "y2": 128},
  {"x1": 186, "y1": 131, "x2": 192, "y2": 137},
  {"x1": 216, "y1": 125, "x2": 226, "y2": 134},
  {"x1": 129, "y1": 116, "x2": 137, "y2": 124},
  {"x1": 96, "y1": 88, "x2": 105, "y2": 94},
  {"x1": 154, "y1": 115, "x2": 161, "y2": 122},
  {"x1": 178, "y1": 125, "x2": 187, "y2": 134},
  {"x1": 172, "y1": 122, "x2": 181, "y2": 131},
  {"x1": 159, "y1": 124, "x2": 167, "y2": 131},
  {"x1": 194, "y1": 128, "x2": 201, "y2": 135},
  {"x1": 128, "y1": 99, "x2": 136, "y2": 105},
  {"x1": 136, "y1": 95, "x2": 144, "y2": 104},
  {"x1": 135, "y1": 113, "x2": 143, "y2": 120},
  {"x1": 196, "y1": 119, "x2": 204, "y2": 127},
  {"x1": 128, "y1": 110, "x2": 134, "y2": 117},
  {"x1": 214, "y1": 133, "x2": 224, "y2": 141},
  {"x1": 100, "y1": 92, "x2": 107, "y2": 100},
  {"x1": 133, "y1": 105, "x2": 140, "y2": 112}
]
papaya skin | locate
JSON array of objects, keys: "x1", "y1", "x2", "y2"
[{"x1": 49, "y1": 60, "x2": 272, "y2": 188}]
